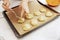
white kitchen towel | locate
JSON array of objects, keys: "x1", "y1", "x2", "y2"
[{"x1": 0, "y1": 1, "x2": 4, "y2": 18}]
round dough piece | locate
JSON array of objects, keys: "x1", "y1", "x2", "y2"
[
  {"x1": 40, "y1": 8, "x2": 46, "y2": 13},
  {"x1": 34, "y1": 11, "x2": 41, "y2": 16},
  {"x1": 30, "y1": 19, "x2": 38, "y2": 26},
  {"x1": 26, "y1": 14, "x2": 34, "y2": 19},
  {"x1": 38, "y1": 15, "x2": 46, "y2": 22},
  {"x1": 45, "y1": 11, "x2": 53, "y2": 17},
  {"x1": 18, "y1": 18, "x2": 25, "y2": 24},
  {"x1": 23, "y1": 23, "x2": 32, "y2": 31}
]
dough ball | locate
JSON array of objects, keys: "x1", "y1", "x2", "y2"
[
  {"x1": 38, "y1": 15, "x2": 46, "y2": 22},
  {"x1": 34, "y1": 11, "x2": 41, "y2": 16},
  {"x1": 23, "y1": 23, "x2": 32, "y2": 31},
  {"x1": 40, "y1": 8, "x2": 46, "y2": 13},
  {"x1": 26, "y1": 14, "x2": 34, "y2": 19},
  {"x1": 18, "y1": 18, "x2": 25, "y2": 24},
  {"x1": 30, "y1": 19, "x2": 38, "y2": 26},
  {"x1": 45, "y1": 11, "x2": 53, "y2": 17}
]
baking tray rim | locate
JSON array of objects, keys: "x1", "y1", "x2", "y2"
[{"x1": 3, "y1": 1, "x2": 60, "y2": 38}]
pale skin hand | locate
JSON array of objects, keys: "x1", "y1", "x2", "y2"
[
  {"x1": 21, "y1": 0, "x2": 30, "y2": 14},
  {"x1": 3, "y1": 0, "x2": 10, "y2": 7},
  {"x1": 2, "y1": 0, "x2": 29, "y2": 13},
  {"x1": 20, "y1": 0, "x2": 35, "y2": 17},
  {"x1": 3, "y1": 0, "x2": 36, "y2": 13},
  {"x1": 21, "y1": 0, "x2": 36, "y2": 13},
  {"x1": 19, "y1": 0, "x2": 30, "y2": 18},
  {"x1": 2, "y1": 0, "x2": 36, "y2": 18}
]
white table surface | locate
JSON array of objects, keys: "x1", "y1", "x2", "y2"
[{"x1": 0, "y1": 0, "x2": 60, "y2": 40}]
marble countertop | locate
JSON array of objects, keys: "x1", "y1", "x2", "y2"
[{"x1": 0, "y1": 0, "x2": 60, "y2": 40}]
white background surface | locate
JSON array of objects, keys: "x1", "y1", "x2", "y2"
[{"x1": 0, "y1": 0, "x2": 60, "y2": 40}]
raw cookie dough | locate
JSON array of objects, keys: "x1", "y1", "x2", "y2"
[
  {"x1": 30, "y1": 19, "x2": 38, "y2": 26},
  {"x1": 22, "y1": 23, "x2": 32, "y2": 31},
  {"x1": 34, "y1": 11, "x2": 41, "y2": 16},
  {"x1": 45, "y1": 11, "x2": 53, "y2": 17},
  {"x1": 18, "y1": 18, "x2": 25, "y2": 24},
  {"x1": 38, "y1": 15, "x2": 46, "y2": 22},
  {"x1": 39, "y1": 7, "x2": 46, "y2": 13},
  {"x1": 26, "y1": 14, "x2": 34, "y2": 19}
]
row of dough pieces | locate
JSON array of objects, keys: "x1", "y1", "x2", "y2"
[{"x1": 18, "y1": 8, "x2": 53, "y2": 31}]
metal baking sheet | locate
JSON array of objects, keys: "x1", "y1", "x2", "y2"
[{"x1": 3, "y1": 1, "x2": 60, "y2": 38}]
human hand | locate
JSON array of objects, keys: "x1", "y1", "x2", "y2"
[
  {"x1": 21, "y1": 0, "x2": 30, "y2": 13},
  {"x1": 2, "y1": 3, "x2": 9, "y2": 11},
  {"x1": 3, "y1": 0, "x2": 10, "y2": 7}
]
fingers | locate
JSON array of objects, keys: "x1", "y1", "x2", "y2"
[
  {"x1": 2, "y1": 0, "x2": 10, "y2": 11},
  {"x1": 3, "y1": 0, "x2": 10, "y2": 7},
  {"x1": 21, "y1": 7, "x2": 25, "y2": 17},
  {"x1": 2, "y1": 4, "x2": 9, "y2": 11},
  {"x1": 6, "y1": 2, "x2": 10, "y2": 7},
  {"x1": 21, "y1": 1, "x2": 29, "y2": 13}
]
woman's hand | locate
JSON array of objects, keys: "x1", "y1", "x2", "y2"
[
  {"x1": 3, "y1": 0, "x2": 10, "y2": 7},
  {"x1": 21, "y1": 0, "x2": 30, "y2": 13},
  {"x1": 21, "y1": 0, "x2": 35, "y2": 13},
  {"x1": 2, "y1": 3, "x2": 10, "y2": 11}
]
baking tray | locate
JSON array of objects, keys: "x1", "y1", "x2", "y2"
[{"x1": 3, "y1": 1, "x2": 60, "y2": 38}]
